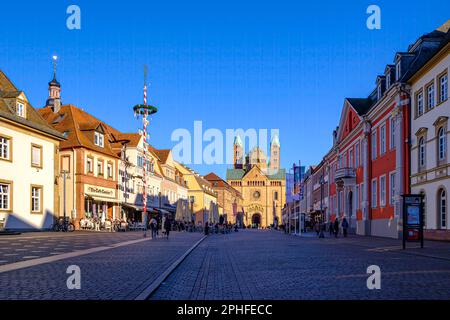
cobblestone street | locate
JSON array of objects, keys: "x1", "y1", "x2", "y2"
[
  {"x1": 1, "y1": 230, "x2": 450, "y2": 300},
  {"x1": 151, "y1": 230, "x2": 450, "y2": 300}
]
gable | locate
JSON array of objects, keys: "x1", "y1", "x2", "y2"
[
  {"x1": 336, "y1": 100, "x2": 363, "y2": 143},
  {"x1": 242, "y1": 165, "x2": 269, "y2": 182}
]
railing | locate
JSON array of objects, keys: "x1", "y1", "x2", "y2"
[{"x1": 335, "y1": 167, "x2": 356, "y2": 181}]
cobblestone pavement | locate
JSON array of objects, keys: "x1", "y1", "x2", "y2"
[
  {"x1": 150, "y1": 230, "x2": 450, "y2": 300},
  {"x1": 0, "y1": 231, "x2": 203, "y2": 299},
  {"x1": 0, "y1": 231, "x2": 151, "y2": 265}
]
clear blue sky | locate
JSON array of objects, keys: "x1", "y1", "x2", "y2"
[{"x1": 1, "y1": 1, "x2": 448, "y2": 178}]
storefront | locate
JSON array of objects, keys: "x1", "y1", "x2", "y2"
[{"x1": 83, "y1": 184, "x2": 119, "y2": 221}]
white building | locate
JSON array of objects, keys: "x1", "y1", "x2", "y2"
[
  {"x1": 0, "y1": 70, "x2": 65, "y2": 230},
  {"x1": 409, "y1": 21, "x2": 450, "y2": 240}
]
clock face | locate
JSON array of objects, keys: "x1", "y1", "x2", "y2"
[{"x1": 253, "y1": 191, "x2": 261, "y2": 199}]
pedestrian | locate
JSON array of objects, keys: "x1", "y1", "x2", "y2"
[
  {"x1": 150, "y1": 217, "x2": 157, "y2": 239},
  {"x1": 164, "y1": 217, "x2": 171, "y2": 239},
  {"x1": 329, "y1": 221, "x2": 334, "y2": 236},
  {"x1": 334, "y1": 218, "x2": 339, "y2": 238},
  {"x1": 204, "y1": 222, "x2": 209, "y2": 235},
  {"x1": 342, "y1": 217, "x2": 349, "y2": 238}
]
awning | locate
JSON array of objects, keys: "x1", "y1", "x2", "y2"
[
  {"x1": 85, "y1": 194, "x2": 120, "y2": 203},
  {"x1": 121, "y1": 203, "x2": 143, "y2": 211}
]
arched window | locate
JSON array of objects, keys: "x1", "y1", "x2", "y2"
[
  {"x1": 438, "y1": 127, "x2": 446, "y2": 161},
  {"x1": 419, "y1": 137, "x2": 425, "y2": 168},
  {"x1": 438, "y1": 189, "x2": 446, "y2": 229}
]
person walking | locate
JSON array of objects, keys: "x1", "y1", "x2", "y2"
[
  {"x1": 204, "y1": 222, "x2": 209, "y2": 235},
  {"x1": 342, "y1": 217, "x2": 349, "y2": 238},
  {"x1": 333, "y1": 218, "x2": 339, "y2": 238},
  {"x1": 149, "y1": 217, "x2": 157, "y2": 239},
  {"x1": 164, "y1": 217, "x2": 171, "y2": 239},
  {"x1": 329, "y1": 221, "x2": 334, "y2": 237}
]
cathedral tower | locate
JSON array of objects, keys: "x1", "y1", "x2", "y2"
[
  {"x1": 233, "y1": 135, "x2": 243, "y2": 169},
  {"x1": 270, "y1": 134, "x2": 280, "y2": 171}
]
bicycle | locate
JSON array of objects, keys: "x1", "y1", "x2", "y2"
[{"x1": 52, "y1": 217, "x2": 75, "y2": 232}]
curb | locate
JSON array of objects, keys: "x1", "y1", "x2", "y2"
[{"x1": 134, "y1": 235, "x2": 207, "y2": 300}]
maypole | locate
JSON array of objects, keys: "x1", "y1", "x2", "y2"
[{"x1": 134, "y1": 65, "x2": 158, "y2": 228}]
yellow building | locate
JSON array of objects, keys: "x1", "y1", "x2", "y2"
[
  {"x1": 174, "y1": 162, "x2": 218, "y2": 226},
  {"x1": 226, "y1": 135, "x2": 285, "y2": 228}
]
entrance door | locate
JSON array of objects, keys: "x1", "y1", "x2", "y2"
[{"x1": 251, "y1": 213, "x2": 261, "y2": 228}]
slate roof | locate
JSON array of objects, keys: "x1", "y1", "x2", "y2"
[
  {"x1": 346, "y1": 98, "x2": 373, "y2": 116},
  {"x1": 226, "y1": 167, "x2": 286, "y2": 181}
]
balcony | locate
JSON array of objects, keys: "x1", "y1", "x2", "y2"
[{"x1": 334, "y1": 167, "x2": 356, "y2": 187}]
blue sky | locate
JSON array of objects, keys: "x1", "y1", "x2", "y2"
[{"x1": 1, "y1": 0, "x2": 449, "y2": 178}]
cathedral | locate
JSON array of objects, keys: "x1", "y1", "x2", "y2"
[{"x1": 226, "y1": 135, "x2": 286, "y2": 228}]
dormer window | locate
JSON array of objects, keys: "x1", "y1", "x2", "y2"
[
  {"x1": 377, "y1": 85, "x2": 382, "y2": 100},
  {"x1": 386, "y1": 73, "x2": 391, "y2": 88},
  {"x1": 94, "y1": 132, "x2": 104, "y2": 147},
  {"x1": 16, "y1": 102, "x2": 25, "y2": 117},
  {"x1": 395, "y1": 62, "x2": 401, "y2": 81}
]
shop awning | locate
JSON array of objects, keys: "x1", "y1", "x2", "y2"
[{"x1": 85, "y1": 194, "x2": 120, "y2": 203}]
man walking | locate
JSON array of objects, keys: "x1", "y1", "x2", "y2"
[
  {"x1": 342, "y1": 217, "x2": 349, "y2": 238},
  {"x1": 333, "y1": 218, "x2": 339, "y2": 238},
  {"x1": 164, "y1": 217, "x2": 172, "y2": 239},
  {"x1": 150, "y1": 217, "x2": 157, "y2": 239}
]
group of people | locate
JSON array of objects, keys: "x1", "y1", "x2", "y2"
[
  {"x1": 204, "y1": 222, "x2": 238, "y2": 235},
  {"x1": 148, "y1": 216, "x2": 172, "y2": 239},
  {"x1": 322, "y1": 217, "x2": 349, "y2": 238}
]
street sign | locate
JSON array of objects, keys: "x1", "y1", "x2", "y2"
[{"x1": 402, "y1": 194, "x2": 424, "y2": 249}]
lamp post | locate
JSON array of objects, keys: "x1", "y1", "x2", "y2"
[{"x1": 60, "y1": 170, "x2": 70, "y2": 230}]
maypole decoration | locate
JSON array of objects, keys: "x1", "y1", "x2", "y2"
[{"x1": 134, "y1": 65, "x2": 158, "y2": 226}]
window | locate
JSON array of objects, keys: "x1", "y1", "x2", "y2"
[
  {"x1": 31, "y1": 186, "x2": 42, "y2": 213},
  {"x1": 16, "y1": 102, "x2": 25, "y2": 117},
  {"x1": 371, "y1": 131, "x2": 377, "y2": 160},
  {"x1": 86, "y1": 157, "x2": 93, "y2": 173},
  {"x1": 418, "y1": 137, "x2": 426, "y2": 169},
  {"x1": 0, "y1": 182, "x2": 11, "y2": 211},
  {"x1": 439, "y1": 73, "x2": 448, "y2": 103},
  {"x1": 371, "y1": 179, "x2": 377, "y2": 208},
  {"x1": 386, "y1": 74, "x2": 391, "y2": 88},
  {"x1": 94, "y1": 132, "x2": 104, "y2": 147},
  {"x1": 356, "y1": 185, "x2": 360, "y2": 210},
  {"x1": 427, "y1": 83, "x2": 435, "y2": 110},
  {"x1": 349, "y1": 149, "x2": 354, "y2": 168},
  {"x1": 274, "y1": 191, "x2": 278, "y2": 201},
  {"x1": 137, "y1": 155, "x2": 143, "y2": 168},
  {"x1": 380, "y1": 124, "x2": 386, "y2": 155},
  {"x1": 380, "y1": 176, "x2": 386, "y2": 207},
  {"x1": 390, "y1": 117, "x2": 396, "y2": 150},
  {"x1": 377, "y1": 85, "x2": 382, "y2": 100},
  {"x1": 396, "y1": 62, "x2": 401, "y2": 81},
  {"x1": 390, "y1": 172, "x2": 396, "y2": 205},
  {"x1": 355, "y1": 143, "x2": 360, "y2": 167},
  {"x1": 31, "y1": 144, "x2": 42, "y2": 168},
  {"x1": 97, "y1": 161, "x2": 104, "y2": 176},
  {"x1": 439, "y1": 189, "x2": 446, "y2": 228},
  {"x1": 0, "y1": 136, "x2": 11, "y2": 160},
  {"x1": 107, "y1": 163, "x2": 113, "y2": 178},
  {"x1": 438, "y1": 127, "x2": 446, "y2": 161},
  {"x1": 416, "y1": 91, "x2": 424, "y2": 117}
]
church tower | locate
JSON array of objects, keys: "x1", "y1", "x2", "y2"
[
  {"x1": 233, "y1": 135, "x2": 243, "y2": 169},
  {"x1": 45, "y1": 55, "x2": 62, "y2": 113},
  {"x1": 270, "y1": 134, "x2": 280, "y2": 171}
]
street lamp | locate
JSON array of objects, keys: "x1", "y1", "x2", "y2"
[{"x1": 60, "y1": 170, "x2": 70, "y2": 229}]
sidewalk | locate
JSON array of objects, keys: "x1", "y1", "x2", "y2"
[{"x1": 0, "y1": 231, "x2": 203, "y2": 300}]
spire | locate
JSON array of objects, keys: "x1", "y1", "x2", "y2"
[
  {"x1": 234, "y1": 134, "x2": 243, "y2": 147},
  {"x1": 46, "y1": 55, "x2": 62, "y2": 112},
  {"x1": 271, "y1": 134, "x2": 280, "y2": 147}
]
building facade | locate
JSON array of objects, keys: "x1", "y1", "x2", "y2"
[
  {"x1": 227, "y1": 135, "x2": 286, "y2": 228},
  {"x1": 204, "y1": 172, "x2": 244, "y2": 225},
  {"x1": 0, "y1": 69, "x2": 65, "y2": 230},
  {"x1": 409, "y1": 22, "x2": 450, "y2": 240}
]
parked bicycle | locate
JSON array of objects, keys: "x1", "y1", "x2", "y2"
[{"x1": 52, "y1": 217, "x2": 75, "y2": 232}]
